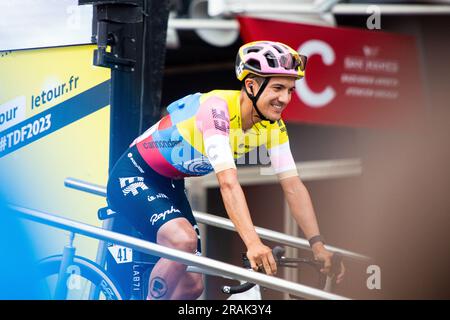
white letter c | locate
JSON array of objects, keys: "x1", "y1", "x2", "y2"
[{"x1": 296, "y1": 40, "x2": 336, "y2": 108}]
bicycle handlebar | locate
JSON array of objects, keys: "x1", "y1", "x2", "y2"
[{"x1": 221, "y1": 246, "x2": 343, "y2": 295}]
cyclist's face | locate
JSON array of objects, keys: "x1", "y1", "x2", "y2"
[{"x1": 258, "y1": 77, "x2": 296, "y2": 121}]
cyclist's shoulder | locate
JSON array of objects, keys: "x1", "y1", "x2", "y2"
[
  {"x1": 166, "y1": 92, "x2": 202, "y2": 115},
  {"x1": 196, "y1": 90, "x2": 240, "y2": 120},
  {"x1": 200, "y1": 89, "x2": 240, "y2": 107},
  {"x1": 165, "y1": 90, "x2": 239, "y2": 115}
]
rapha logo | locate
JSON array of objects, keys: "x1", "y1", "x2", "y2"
[
  {"x1": 119, "y1": 177, "x2": 148, "y2": 196},
  {"x1": 150, "y1": 206, "x2": 181, "y2": 225}
]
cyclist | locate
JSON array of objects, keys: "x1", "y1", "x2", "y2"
[{"x1": 106, "y1": 40, "x2": 345, "y2": 300}]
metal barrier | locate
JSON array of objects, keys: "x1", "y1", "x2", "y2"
[
  {"x1": 64, "y1": 177, "x2": 371, "y2": 262},
  {"x1": 10, "y1": 204, "x2": 349, "y2": 300}
]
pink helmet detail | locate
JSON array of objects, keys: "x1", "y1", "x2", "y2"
[{"x1": 235, "y1": 41, "x2": 306, "y2": 81}]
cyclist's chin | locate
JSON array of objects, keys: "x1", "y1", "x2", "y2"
[{"x1": 267, "y1": 111, "x2": 282, "y2": 122}]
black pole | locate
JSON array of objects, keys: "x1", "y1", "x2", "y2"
[{"x1": 79, "y1": 0, "x2": 170, "y2": 299}]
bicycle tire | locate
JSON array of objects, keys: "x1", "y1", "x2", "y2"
[{"x1": 37, "y1": 255, "x2": 124, "y2": 300}]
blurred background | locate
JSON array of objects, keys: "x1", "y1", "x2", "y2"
[{"x1": 1, "y1": 0, "x2": 450, "y2": 300}]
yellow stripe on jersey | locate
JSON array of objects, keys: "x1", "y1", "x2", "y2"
[{"x1": 174, "y1": 89, "x2": 290, "y2": 160}]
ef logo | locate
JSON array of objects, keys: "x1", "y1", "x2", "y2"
[{"x1": 366, "y1": 265, "x2": 381, "y2": 290}]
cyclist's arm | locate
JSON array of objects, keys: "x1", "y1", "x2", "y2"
[
  {"x1": 216, "y1": 168, "x2": 276, "y2": 275},
  {"x1": 216, "y1": 169, "x2": 261, "y2": 248},
  {"x1": 268, "y1": 136, "x2": 333, "y2": 273},
  {"x1": 279, "y1": 175, "x2": 334, "y2": 273},
  {"x1": 267, "y1": 126, "x2": 322, "y2": 243},
  {"x1": 197, "y1": 97, "x2": 276, "y2": 275},
  {"x1": 199, "y1": 103, "x2": 263, "y2": 251},
  {"x1": 279, "y1": 175, "x2": 322, "y2": 246}
]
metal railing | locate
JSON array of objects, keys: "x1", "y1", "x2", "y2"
[
  {"x1": 10, "y1": 204, "x2": 349, "y2": 300},
  {"x1": 64, "y1": 177, "x2": 371, "y2": 262}
]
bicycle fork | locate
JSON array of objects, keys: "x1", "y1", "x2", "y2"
[{"x1": 54, "y1": 232, "x2": 76, "y2": 300}]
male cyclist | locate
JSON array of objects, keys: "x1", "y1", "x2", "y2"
[{"x1": 106, "y1": 41, "x2": 345, "y2": 300}]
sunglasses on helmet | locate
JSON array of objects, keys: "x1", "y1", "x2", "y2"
[{"x1": 279, "y1": 53, "x2": 307, "y2": 72}]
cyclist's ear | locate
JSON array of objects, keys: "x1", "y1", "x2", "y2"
[
  {"x1": 247, "y1": 81, "x2": 254, "y2": 95},
  {"x1": 244, "y1": 78, "x2": 255, "y2": 96}
]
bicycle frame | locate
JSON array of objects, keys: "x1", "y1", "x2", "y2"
[{"x1": 88, "y1": 217, "x2": 114, "y2": 300}]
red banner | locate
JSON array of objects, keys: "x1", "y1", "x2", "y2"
[{"x1": 238, "y1": 17, "x2": 425, "y2": 128}]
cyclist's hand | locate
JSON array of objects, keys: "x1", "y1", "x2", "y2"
[
  {"x1": 312, "y1": 243, "x2": 333, "y2": 273},
  {"x1": 312, "y1": 243, "x2": 345, "y2": 283},
  {"x1": 336, "y1": 261, "x2": 345, "y2": 284},
  {"x1": 246, "y1": 242, "x2": 277, "y2": 276}
]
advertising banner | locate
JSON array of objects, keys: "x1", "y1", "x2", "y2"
[{"x1": 0, "y1": 45, "x2": 110, "y2": 274}]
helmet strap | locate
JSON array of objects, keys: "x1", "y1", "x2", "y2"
[{"x1": 244, "y1": 77, "x2": 274, "y2": 124}]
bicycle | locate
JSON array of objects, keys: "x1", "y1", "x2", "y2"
[
  {"x1": 36, "y1": 230, "x2": 124, "y2": 300},
  {"x1": 36, "y1": 206, "x2": 156, "y2": 300}
]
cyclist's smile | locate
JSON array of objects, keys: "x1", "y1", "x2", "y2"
[{"x1": 270, "y1": 101, "x2": 286, "y2": 114}]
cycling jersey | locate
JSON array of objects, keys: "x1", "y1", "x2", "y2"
[
  {"x1": 106, "y1": 89, "x2": 298, "y2": 268},
  {"x1": 130, "y1": 90, "x2": 298, "y2": 180}
]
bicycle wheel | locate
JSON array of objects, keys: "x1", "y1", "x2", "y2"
[{"x1": 37, "y1": 255, "x2": 124, "y2": 300}]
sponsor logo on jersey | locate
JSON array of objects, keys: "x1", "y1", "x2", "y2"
[
  {"x1": 143, "y1": 139, "x2": 182, "y2": 149},
  {"x1": 150, "y1": 206, "x2": 181, "y2": 225},
  {"x1": 128, "y1": 153, "x2": 145, "y2": 173},
  {"x1": 180, "y1": 158, "x2": 213, "y2": 175},
  {"x1": 119, "y1": 177, "x2": 148, "y2": 196},
  {"x1": 147, "y1": 193, "x2": 169, "y2": 202},
  {"x1": 212, "y1": 108, "x2": 229, "y2": 133}
]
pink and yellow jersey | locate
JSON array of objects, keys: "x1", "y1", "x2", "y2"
[{"x1": 130, "y1": 90, "x2": 298, "y2": 180}]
